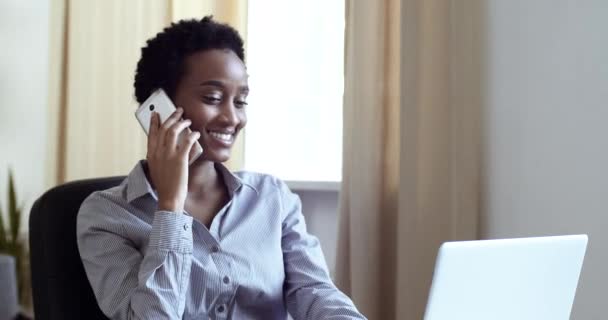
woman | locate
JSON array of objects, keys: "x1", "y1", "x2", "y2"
[{"x1": 77, "y1": 16, "x2": 365, "y2": 320}]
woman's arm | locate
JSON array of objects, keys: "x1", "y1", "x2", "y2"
[
  {"x1": 77, "y1": 194, "x2": 193, "y2": 319},
  {"x1": 76, "y1": 109, "x2": 198, "y2": 319},
  {"x1": 279, "y1": 182, "x2": 367, "y2": 319}
]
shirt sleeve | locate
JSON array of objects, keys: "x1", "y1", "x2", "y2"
[
  {"x1": 279, "y1": 182, "x2": 367, "y2": 319},
  {"x1": 76, "y1": 192, "x2": 193, "y2": 320}
]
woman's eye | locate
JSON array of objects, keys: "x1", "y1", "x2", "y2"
[
  {"x1": 235, "y1": 100, "x2": 248, "y2": 108},
  {"x1": 203, "y1": 96, "x2": 221, "y2": 104}
]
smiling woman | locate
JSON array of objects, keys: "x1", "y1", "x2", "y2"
[
  {"x1": 155, "y1": 49, "x2": 248, "y2": 164},
  {"x1": 176, "y1": 51, "x2": 249, "y2": 160},
  {"x1": 75, "y1": 16, "x2": 366, "y2": 320}
]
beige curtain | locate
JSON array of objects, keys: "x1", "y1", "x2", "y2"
[
  {"x1": 47, "y1": 0, "x2": 247, "y2": 186},
  {"x1": 336, "y1": 1, "x2": 483, "y2": 319}
]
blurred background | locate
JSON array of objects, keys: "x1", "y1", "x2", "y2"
[{"x1": 1, "y1": 0, "x2": 607, "y2": 319}]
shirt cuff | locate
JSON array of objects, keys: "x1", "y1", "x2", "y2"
[{"x1": 149, "y1": 211, "x2": 194, "y2": 253}]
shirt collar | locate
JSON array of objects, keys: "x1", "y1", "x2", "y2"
[
  {"x1": 215, "y1": 162, "x2": 259, "y2": 196},
  {"x1": 126, "y1": 160, "x2": 157, "y2": 203},
  {"x1": 126, "y1": 160, "x2": 257, "y2": 203}
]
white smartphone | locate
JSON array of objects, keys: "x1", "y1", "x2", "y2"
[{"x1": 135, "y1": 89, "x2": 203, "y2": 165}]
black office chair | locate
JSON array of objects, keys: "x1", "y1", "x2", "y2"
[{"x1": 29, "y1": 176, "x2": 125, "y2": 320}]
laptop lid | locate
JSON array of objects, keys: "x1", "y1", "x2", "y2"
[{"x1": 424, "y1": 235, "x2": 588, "y2": 320}]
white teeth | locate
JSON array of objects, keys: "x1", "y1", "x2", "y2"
[{"x1": 209, "y1": 131, "x2": 233, "y2": 142}]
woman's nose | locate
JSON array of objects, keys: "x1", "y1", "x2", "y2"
[{"x1": 219, "y1": 102, "x2": 239, "y2": 125}]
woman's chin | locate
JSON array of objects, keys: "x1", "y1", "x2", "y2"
[{"x1": 199, "y1": 149, "x2": 231, "y2": 163}]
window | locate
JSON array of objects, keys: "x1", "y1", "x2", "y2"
[{"x1": 244, "y1": 0, "x2": 344, "y2": 182}]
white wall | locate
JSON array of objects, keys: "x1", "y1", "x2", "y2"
[
  {"x1": 0, "y1": 0, "x2": 50, "y2": 234},
  {"x1": 293, "y1": 189, "x2": 340, "y2": 277},
  {"x1": 481, "y1": 1, "x2": 608, "y2": 319}
]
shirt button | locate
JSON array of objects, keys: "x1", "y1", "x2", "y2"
[
  {"x1": 223, "y1": 276, "x2": 230, "y2": 284},
  {"x1": 211, "y1": 245, "x2": 219, "y2": 253},
  {"x1": 183, "y1": 223, "x2": 189, "y2": 231}
]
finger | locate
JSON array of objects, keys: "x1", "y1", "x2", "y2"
[
  {"x1": 147, "y1": 112, "x2": 160, "y2": 154},
  {"x1": 164, "y1": 119, "x2": 192, "y2": 150},
  {"x1": 158, "y1": 108, "x2": 184, "y2": 145},
  {"x1": 179, "y1": 131, "x2": 201, "y2": 157},
  {"x1": 161, "y1": 108, "x2": 184, "y2": 130}
]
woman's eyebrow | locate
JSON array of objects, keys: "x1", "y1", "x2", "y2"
[
  {"x1": 200, "y1": 80, "x2": 224, "y2": 88},
  {"x1": 200, "y1": 81, "x2": 248, "y2": 93}
]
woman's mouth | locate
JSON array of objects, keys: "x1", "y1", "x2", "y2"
[{"x1": 207, "y1": 130, "x2": 234, "y2": 146}]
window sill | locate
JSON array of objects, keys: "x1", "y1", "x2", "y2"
[{"x1": 285, "y1": 180, "x2": 341, "y2": 192}]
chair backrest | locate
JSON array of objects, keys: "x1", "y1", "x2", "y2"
[{"x1": 29, "y1": 177, "x2": 125, "y2": 320}]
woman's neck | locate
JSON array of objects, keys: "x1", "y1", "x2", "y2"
[{"x1": 187, "y1": 159, "x2": 223, "y2": 196}]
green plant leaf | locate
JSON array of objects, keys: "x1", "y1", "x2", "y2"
[
  {"x1": 0, "y1": 200, "x2": 7, "y2": 251},
  {"x1": 14, "y1": 208, "x2": 22, "y2": 245},
  {"x1": 8, "y1": 169, "x2": 21, "y2": 244}
]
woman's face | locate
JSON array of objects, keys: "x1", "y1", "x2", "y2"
[{"x1": 173, "y1": 49, "x2": 248, "y2": 163}]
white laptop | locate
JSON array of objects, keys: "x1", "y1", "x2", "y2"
[{"x1": 424, "y1": 235, "x2": 588, "y2": 320}]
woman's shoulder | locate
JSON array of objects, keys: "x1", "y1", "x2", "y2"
[
  {"x1": 80, "y1": 179, "x2": 129, "y2": 208},
  {"x1": 77, "y1": 179, "x2": 134, "y2": 227}
]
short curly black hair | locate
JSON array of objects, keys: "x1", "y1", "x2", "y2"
[{"x1": 134, "y1": 16, "x2": 245, "y2": 103}]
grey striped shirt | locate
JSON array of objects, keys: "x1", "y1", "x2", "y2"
[{"x1": 76, "y1": 161, "x2": 365, "y2": 319}]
